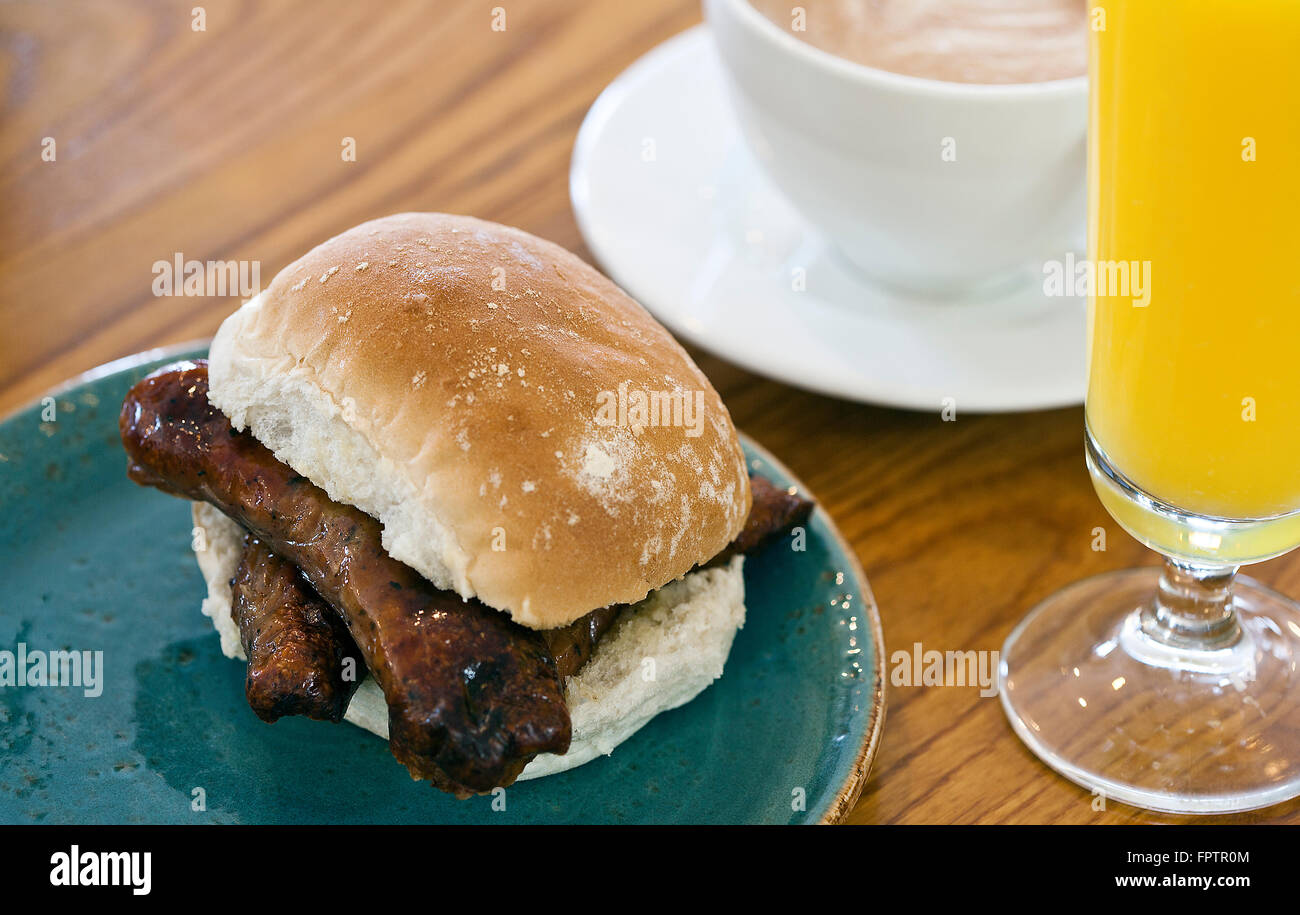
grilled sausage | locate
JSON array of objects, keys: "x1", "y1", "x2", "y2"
[
  {"x1": 705, "y1": 474, "x2": 813, "y2": 568},
  {"x1": 541, "y1": 605, "x2": 623, "y2": 681},
  {"x1": 120, "y1": 361, "x2": 570, "y2": 795},
  {"x1": 232, "y1": 474, "x2": 812, "y2": 706},
  {"x1": 232, "y1": 534, "x2": 365, "y2": 723}
]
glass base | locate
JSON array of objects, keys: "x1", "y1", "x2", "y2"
[{"x1": 999, "y1": 567, "x2": 1300, "y2": 814}]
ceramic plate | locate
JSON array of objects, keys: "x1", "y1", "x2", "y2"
[
  {"x1": 570, "y1": 26, "x2": 1087, "y2": 412},
  {"x1": 0, "y1": 344, "x2": 884, "y2": 824}
]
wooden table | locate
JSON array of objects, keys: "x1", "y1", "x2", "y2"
[{"x1": 3, "y1": 0, "x2": 1294, "y2": 824}]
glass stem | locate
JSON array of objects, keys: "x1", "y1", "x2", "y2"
[{"x1": 1140, "y1": 558, "x2": 1242, "y2": 650}]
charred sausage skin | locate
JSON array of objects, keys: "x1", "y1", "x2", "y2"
[{"x1": 232, "y1": 534, "x2": 366, "y2": 723}]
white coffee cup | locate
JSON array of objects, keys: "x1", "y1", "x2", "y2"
[{"x1": 704, "y1": 0, "x2": 1087, "y2": 294}]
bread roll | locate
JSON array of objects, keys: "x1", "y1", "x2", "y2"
[{"x1": 207, "y1": 213, "x2": 751, "y2": 629}]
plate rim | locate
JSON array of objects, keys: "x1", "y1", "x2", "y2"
[
  {"x1": 0, "y1": 338, "x2": 216, "y2": 424},
  {"x1": 741, "y1": 434, "x2": 887, "y2": 823},
  {"x1": 4, "y1": 340, "x2": 886, "y2": 824}
]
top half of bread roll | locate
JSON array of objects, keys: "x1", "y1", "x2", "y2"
[{"x1": 208, "y1": 212, "x2": 751, "y2": 629}]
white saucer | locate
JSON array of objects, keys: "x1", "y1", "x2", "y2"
[{"x1": 569, "y1": 26, "x2": 1086, "y2": 412}]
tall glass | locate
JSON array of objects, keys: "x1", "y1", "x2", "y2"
[{"x1": 998, "y1": 0, "x2": 1300, "y2": 813}]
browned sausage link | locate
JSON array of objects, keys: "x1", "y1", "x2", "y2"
[
  {"x1": 704, "y1": 473, "x2": 814, "y2": 569},
  {"x1": 541, "y1": 604, "x2": 623, "y2": 681},
  {"x1": 119, "y1": 361, "x2": 571, "y2": 795},
  {"x1": 233, "y1": 534, "x2": 366, "y2": 724},
  {"x1": 227, "y1": 469, "x2": 809, "y2": 703}
]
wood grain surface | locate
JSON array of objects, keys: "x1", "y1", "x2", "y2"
[{"x1": 2, "y1": 0, "x2": 1295, "y2": 824}]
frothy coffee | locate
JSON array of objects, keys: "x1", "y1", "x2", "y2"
[{"x1": 749, "y1": 0, "x2": 1087, "y2": 85}]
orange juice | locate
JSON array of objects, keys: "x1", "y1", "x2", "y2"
[{"x1": 1086, "y1": 0, "x2": 1300, "y2": 560}]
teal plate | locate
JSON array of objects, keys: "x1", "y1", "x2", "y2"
[{"x1": 0, "y1": 344, "x2": 884, "y2": 824}]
